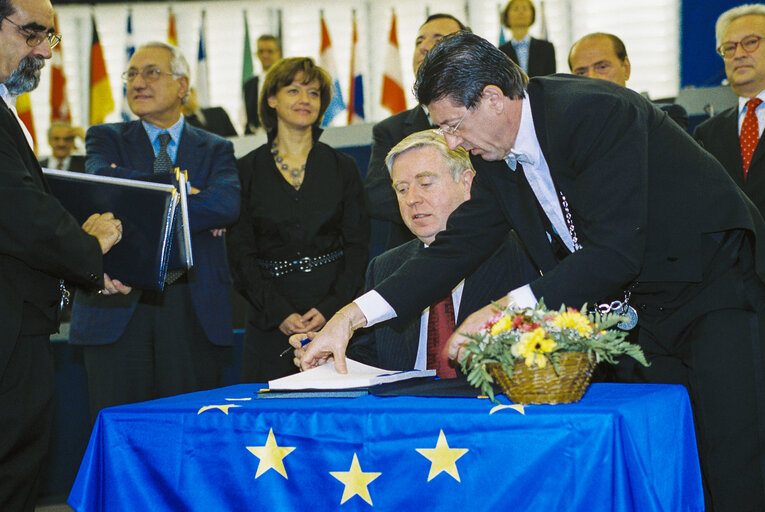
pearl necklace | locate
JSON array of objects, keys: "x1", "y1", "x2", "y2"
[{"x1": 271, "y1": 143, "x2": 306, "y2": 190}]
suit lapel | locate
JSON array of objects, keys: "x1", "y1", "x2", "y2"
[
  {"x1": 0, "y1": 99, "x2": 48, "y2": 191},
  {"x1": 175, "y1": 122, "x2": 204, "y2": 175},
  {"x1": 122, "y1": 121, "x2": 155, "y2": 173},
  {"x1": 405, "y1": 105, "x2": 432, "y2": 133}
]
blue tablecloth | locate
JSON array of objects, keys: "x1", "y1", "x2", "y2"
[{"x1": 68, "y1": 383, "x2": 703, "y2": 512}]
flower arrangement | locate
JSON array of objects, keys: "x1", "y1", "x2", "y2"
[{"x1": 461, "y1": 300, "x2": 649, "y2": 402}]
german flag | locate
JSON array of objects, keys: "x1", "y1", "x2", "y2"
[{"x1": 89, "y1": 15, "x2": 114, "y2": 126}]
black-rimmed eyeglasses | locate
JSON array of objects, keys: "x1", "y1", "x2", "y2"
[
  {"x1": 1, "y1": 17, "x2": 61, "y2": 49},
  {"x1": 717, "y1": 35, "x2": 762, "y2": 59}
]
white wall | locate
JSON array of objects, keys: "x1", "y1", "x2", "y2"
[{"x1": 29, "y1": 0, "x2": 679, "y2": 155}]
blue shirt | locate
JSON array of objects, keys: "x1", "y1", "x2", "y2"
[
  {"x1": 142, "y1": 114, "x2": 185, "y2": 162},
  {"x1": 511, "y1": 35, "x2": 531, "y2": 73}
]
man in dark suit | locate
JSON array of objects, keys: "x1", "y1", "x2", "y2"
[
  {"x1": 498, "y1": 0, "x2": 555, "y2": 77},
  {"x1": 300, "y1": 33, "x2": 765, "y2": 512},
  {"x1": 38, "y1": 121, "x2": 86, "y2": 171},
  {"x1": 695, "y1": 5, "x2": 765, "y2": 220},
  {"x1": 0, "y1": 0, "x2": 126, "y2": 508},
  {"x1": 348, "y1": 130, "x2": 537, "y2": 372},
  {"x1": 243, "y1": 34, "x2": 280, "y2": 134},
  {"x1": 366, "y1": 14, "x2": 466, "y2": 250},
  {"x1": 183, "y1": 86, "x2": 237, "y2": 138},
  {"x1": 69, "y1": 41, "x2": 241, "y2": 422}
]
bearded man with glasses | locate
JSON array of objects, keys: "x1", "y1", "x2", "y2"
[{"x1": 696, "y1": 4, "x2": 765, "y2": 222}]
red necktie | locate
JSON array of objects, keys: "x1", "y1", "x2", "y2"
[
  {"x1": 740, "y1": 97, "x2": 763, "y2": 179},
  {"x1": 426, "y1": 294, "x2": 457, "y2": 378}
]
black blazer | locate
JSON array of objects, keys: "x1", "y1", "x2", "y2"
[
  {"x1": 0, "y1": 99, "x2": 102, "y2": 367},
  {"x1": 365, "y1": 105, "x2": 432, "y2": 249},
  {"x1": 499, "y1": 38, "x2": 556, "y2": 77},
  {"x1": 243, "y1": 75, "x2": 260, "y2": 134},
  {"x1": 38, "y1": 155, "x2": 87, "y2": 172},
  {"x1": 185, "y1": 107, "x2": 238, "y2": 138},
  {"x1": 347, "y1": 232, "x2": 538, "y2": 370},
  {"x1": 374, "y1": 76, "x2": 765, "y2": 327},
  {"x1": 694, "y1": 105, "x2": 765, "y2": 219}
]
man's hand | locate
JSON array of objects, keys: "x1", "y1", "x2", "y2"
[
  {"x1": 279, "y1": 313, "x2": 307, "y2": 336},
  {"x1": 210, "y1": 228, "x2": 226, "y2": 237},
  {"x1": 301, "y1": 308, "x2": 326, "y2": 332},
  {"x1": 443, "y1": 295, "x2": 510, "y2": 362},
  {"x1": 82, "y1": 212, "x2": 123, "y2": 254},
  {"x1": 99, "y1": 273, "x2": 132, "y2": 295},
  {"x1": 298, "y1": 303, "x2": 367, "y2": 374}
]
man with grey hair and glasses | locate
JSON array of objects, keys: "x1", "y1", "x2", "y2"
[
  {"x1": 0, "y1": 0, "x2": 127, "y2": 508},
  {"x1": 696, "y1": 4, "x2": 765, "y2": 222},
  {"x1": 69, "y1": 41, "x2": 241, "y2": 423}
]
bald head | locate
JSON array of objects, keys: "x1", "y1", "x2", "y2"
[{"x1": 568, "y1": 33, "x2": 630, "y2": 87}]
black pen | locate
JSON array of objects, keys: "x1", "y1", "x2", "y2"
[{"x1": 279, "y1": 337, "x2": 310, "y2": 358}]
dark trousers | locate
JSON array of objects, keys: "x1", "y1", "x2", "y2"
[
  {"x1": 82, "y1": 282, "x2": 228, "y2": 423},
  {"x1": 241, "y1": 311, "x2": 300, "y2": 384},
  {"x1": 615, "y1": 232, "x2": 765, "y2": 512},
  {"x1": 0, "y1": 334, "x2": 54, "y2": 512}
]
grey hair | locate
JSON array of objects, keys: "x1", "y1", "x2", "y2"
[
  {"x1": 136, "y1": 41, "x2": 191, "y2": 103},
  {"x1": 716, "y1": 4, "x2": 765, "y2": 49},
  {"x1": 385, "y1": 129, "x2": 474, "y2": 182}
]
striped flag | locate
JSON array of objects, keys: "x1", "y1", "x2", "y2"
[
  {"x1": 16, "y1": 93, "x2": 36, "y2": 151},
  {"x1": 121, "y1": 9, "x2": 135, "y2": 122},
  {"x1": 49, "y1": 14, "x2": 70, "y2": 123},
  {"x1": 196, "y1": 11, "x2": 210, "y2": 108},
  {"x1": 89, "y1": 15, "x2": 114, "y2": 126},
  {"x1": 380, "y1": 10, "x2": 406, "y2": 115},
  {"x1": 242, "y1": 16, "x2": 254, "y2": 86},
  {"x1": 168, "y1": 8, "x2": 178, "y2": 46},
  {"x1": 347, "y1": 10, "x2": 364, "y2": 124},
  {"x1": 498, "y1": 4, "x2": 507, "y2": 47},
  {"x1": 319, "y1": 12, "x2": 346, "y2": 127}
]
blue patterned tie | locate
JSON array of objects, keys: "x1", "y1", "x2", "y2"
[{"x1": 154, "y1": 133, "x2": 184, "y2": 284}]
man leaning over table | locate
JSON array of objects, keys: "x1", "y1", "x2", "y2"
[
  {"x1": 346, "y1": 129, "x2": 537, "y2": 375},
  {"x1": 0, "y1": 0, "x2": 128, "y2": 508},
  {"x1": 69, "y1": 41, "x2": 241, "y2": 423},
  {"x1": 294, "y1": 32, "x2": 765, "y2": 512}
]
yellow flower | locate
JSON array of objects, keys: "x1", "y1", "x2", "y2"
[
  {"x1": 512, "y1": 328, "x2": 557, "y2": 367},
  {"x1": 552, "y1": 311, "x2": 593, "y2": 337},
  {"x1": 490, "y1": 315, "x2": 514, "y2": 336}
]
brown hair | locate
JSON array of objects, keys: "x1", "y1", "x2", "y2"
[
  {"x1": 259, "y1": 57, "x2": 333, "y2": 132},
  {"x1": 501, "y1": 0, "x2": 536, "y2": 29}
]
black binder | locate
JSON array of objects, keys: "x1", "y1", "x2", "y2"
[{"x1": 43, "y1": 169, "x2": 189, "y2": 290}]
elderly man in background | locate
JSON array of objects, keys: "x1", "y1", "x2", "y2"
[
  {"x1": 365, "y1": 13, "x2": 467, "y2": 251},
  {"x1": 695, "y1": 4, "x2": 765, "y2": 221},
  {"x1": 0, "y1": 0, "x2": 126, "y2": 508},
  {"x1": 69, "y1": 41, "x2": 240, "y2": 423},
  {"x1": 38, "y1": 120, "x2": 86, "y2": 171}
]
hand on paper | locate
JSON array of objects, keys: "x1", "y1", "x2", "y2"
[
  {"x1": 82, "y1": 212, "x2": 123, "y2": 254},
  {"x1": 99, "y1": 273, "x2": 132, "y2": 295},
  {"x1": 299, "y1": 303, "x2": 367, "y2": 374},
  {"x1": 445, "y1": 295, "x2": 510, "y2": 362},
  {"x1": 279, "y1": 313, "x2": 307, "y2": 336},
  {"x1": 301, "y1": 308, "x2": 326, "y2": 332}
]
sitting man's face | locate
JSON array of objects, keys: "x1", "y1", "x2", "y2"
[
  {"x1": 391, "y1": 145, "x2": 473, "y2": 245},
  {"x1": 49, "y1": 124, "x2": 75, "y2": 160}
]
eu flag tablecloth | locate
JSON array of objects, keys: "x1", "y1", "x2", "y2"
[{"x1": 68, "y1": 383, "x2": 703, "y2": 512}]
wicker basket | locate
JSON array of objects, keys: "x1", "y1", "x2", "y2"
[{"x1": 487, "y1": 352, "x2": 595, "y2": 404}]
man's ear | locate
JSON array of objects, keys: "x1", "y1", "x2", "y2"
[
  {"x1": 177, "y1": 75, "x2": 190, "y2": 101},
  {"x1": 461, "y1": 169, "x2": 475, "y2": 199},
  {"x1": 482, "y1": 85, "x2": 505, "y2": 114}
]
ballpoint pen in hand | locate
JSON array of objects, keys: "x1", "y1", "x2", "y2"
[{"x1": 279, "y1": 337, "x2": 310, "y2": 358}]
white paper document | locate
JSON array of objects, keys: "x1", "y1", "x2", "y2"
[{"x1": 268, "y1": 359, "x2": 436, "y2": 391}]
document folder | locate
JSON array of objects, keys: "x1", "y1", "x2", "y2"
[{"x1": 43, "y1": 169, "x2": 180, "y2": 290}]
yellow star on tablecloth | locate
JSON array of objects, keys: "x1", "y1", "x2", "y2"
[
  {"x1": 246, "y1": 428, "x2": 296, "y2": 479},
  {"x1": 416, "y1": 430, "x2": 468, "y2": 482},
  {"x1": 329, "y1": 453, "x2": 382, "y2": 505},
  {"x1": 197, "y1": 404, "x2": 241, "y2": 415}
]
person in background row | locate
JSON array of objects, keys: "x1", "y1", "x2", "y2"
[
  {"x1": 227, "y1": 57, "x2": 369, "y2": 383},
  {"x1": 0, "y1": 0, "x2": 128, "y2": 509},
  {"x1": 568, "y1": 32, "x2": 688, "y2": 130},
  {"x1": 695, "y1": 4, "x2": 765, "y2": 221},
  {"x1": 38, "y1": 120, "x2": 86, "y2": 171},
  {"x1": 365, "y1": 13, "x2": 467, "y2": 251},
  {"x1": 499, "y1": 0, "x2": 555, "y2": 77},
  {"x1": 69, "y1": 41, "x2": 240, "y2": 423},
  {"x1": 183, "y1": 86, "x2": 238, "y2": 138},
  {"x1": 347, "y1": 130, "x2": 538, "y2": 375},
  {"x1": 243, "y1": 34, "x2": 281, "y2": 135}
]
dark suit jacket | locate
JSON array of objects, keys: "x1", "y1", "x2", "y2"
[
  {"x1": 0, "y1": 99, "x2": 102, "y2": 371},
  {"x1": 185, "y1": 107, "x2": 238, "y2": 138},
  {"x1": 243, "y1": 76, "x2": 260, "y2": 134},
  {"x1": 69, "y1": 120, "x2": 241, "y2": 347},
  {"x1": 347, "y1": 233, "x2": 538, "y2": 370},
  {"x1": 365, "y1": 105, "x2": 432, "y2": 249},
  {"x1": 38, "y1": 155, "x2": 87, "y2": 172},
  {"x1": 694, "y1": 105, "x2": 765, "y2": 219},
  {"x1": 499, "y1": 38, "x2": 556, "y2": 77},
  {"x1": 374, "y1": 76, "x2": 765, "y2": 327}
]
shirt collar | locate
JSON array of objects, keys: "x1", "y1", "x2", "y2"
[
  {"x1": 0, "y1": 84, "x2": 14, "y2": 108},
  {"x1": 504, "y1": 92, "x2": 540, "y2": 170},
  {"x1": 511, "y1": 34, "x2": 532, "y2": 46},
  {"x1": 738, "y1": 90, "x2": 765, "y2": 115},
  {"x1": 142, "y1": 114, "x2": 185, "y2": 144}
]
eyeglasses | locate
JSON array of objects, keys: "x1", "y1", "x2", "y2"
[
  {"x1": 121, "y1": 67, "x2": 177, "y2": 84},
  {"x1": 1, "y1": 17, "x2": 61, "y2": 49},
  {"x1": 437, "y1": 110, "x2": 469, "y2": 137},
  {"x1": 717, "y1": 35, "x2": 762, "y2": 59}
]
